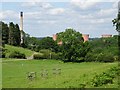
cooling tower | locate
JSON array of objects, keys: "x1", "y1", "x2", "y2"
[{"x1": 82, "y1": 34, "x2": 89, "y2": 42}]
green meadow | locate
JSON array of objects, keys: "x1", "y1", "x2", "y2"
[
  {"x1": 5, "y1": 45, "x2": 35, "y2": 58},
  {"x1": 2, "y1": 59, "x2": 118, "y2": 88}
]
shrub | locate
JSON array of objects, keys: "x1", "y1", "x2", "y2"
[
  {"x1": 85, "y1": 52, "x2": 114, "y2": 62},
  {"x1": 91, "y1": 66, "x2": 119, "y2": 87},
  {"x1": 96, "y1": 53, "x2": 114, "y2": 62},
  {"x1": 9, "y1": 51, "x2": 26, "y2": 59},
  {"x1": 39, "y1": 49, "x2": 51, "y2": 59},
  {"x1": 0, "y1": 51, "x2": 5, "y2": 58},
  {"x1": 33, "y1": 54, "x2": 45, "y2": 59},
  {"x1": 113, "y1": 56, "x2": 119, "y2": 61},
  {"x1": 51, "y1": 52, "x2": 62, "y2": 60},
  {"x1": 38, "y1": 49, "x2": 62, "y2": 60},
  {"x1": 0, "y1": 47, "x2": 5, "y2": 58},
  {"x1": 84, "y1": 53, "x2": 97, "y2": 62}
]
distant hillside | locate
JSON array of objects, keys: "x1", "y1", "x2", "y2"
[{"x1": 5, "y1": 44, "x2": 35, "y2": 58}]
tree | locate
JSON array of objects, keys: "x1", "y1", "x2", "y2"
[
  {"x1": 2, "y1": 22, "x2": 9, "y2": 44},
  {"x1": 23, "y1": 36, "x2": 40, "y2": 51},
  {"x1": 39, "y1": 37, "x2": 59, "y2": 52},
  {"x1": 112, "y1": 13, "x2": 120, "y2": 32},
  {"x1": 15, "y1": 24, "x2": 21, "y2": 46},
  {"x1": 8, "y1": 22, "x2": 15, "y2": 45},
  {"x1": 112, "y1": 9, "x2": 120, "y2": 62},
  {"x1": 23, "y1": 33, "x2": 30, "y2": 48},
  {"x1": 1, "y1": 21, "x2": 7, "y2": 58},
  {"x1": 57, "y1": 28, "x2": 90, "y2": 62},
  {"x1": 8, "y1": 22, "x2": 21, "y2": 46}
]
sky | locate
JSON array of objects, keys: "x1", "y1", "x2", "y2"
[{"x1": 1, "y1": 0, "x2": 119, "y2": 38}]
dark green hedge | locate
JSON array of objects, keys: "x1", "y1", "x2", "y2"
[
  {"x1": 9, "y1": 51, "x2": 26, "y2": 59},
  {"x1": 33, "y1": 49, "x2": 61, "y2": 60}
]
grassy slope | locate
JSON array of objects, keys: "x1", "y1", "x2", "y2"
[
  {"x1": 2, "y1": 59, "x2": 118, "y2": 88},
  {"x1": 5, "y1": 44, "x2": 35, "y2": 58}
]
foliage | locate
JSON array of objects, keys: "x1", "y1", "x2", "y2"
[
  {"x1": 24, "y1": 36, "x2": 60, "y2": 53},
  {"x1": 33, "y1": 49, "x2": 61, "y2": 60},
  {"x1": 9, "y1": 51, "x2": 26, "y2": 59},
  {"x1": 96, "y1": 53, "x2": 114, "y2": 62},
  {"x1": 1, "y1": 21, "x2": 9, "y2": 44},
  {"x1": 0, "y1": 33, "x2": 6, "y2": 58},
  {"x1": 112, "y1": 13, "x2": 120, "y2": 31},
  {"x1": 2, "y1": 48, "x2": 6, "y2": 58},
  {"x1": 15, "y1": 24, "x2": 21, "y2": 46},
  {"x1": 33, "y1": 53, "x2": 44, "y2": 59},
  {"x1": 38, "y1": 37, "x2": 60, "y2": 53},
  {"x1": 85, "y1": 36, "x2": 118, "y2": 62},
  {"x1": 8, "y1": 22, "x2": 21, "y2": 46},
  {"x1": 1, "y1": 21, "x2": 22, "y2": 46},
  {"x1": 24, "y1": 36, "x2": 40, "y2": 51},
  {"x1": 57, "y1": 28, "x2": 90, "y2": 62},
  {"x1": 112, "y1": 12, "x2": 120, "y2": 62},
  {"x1": 91, "y1": 66, "x2": 119, "y2": 87},
  {"x1": 0, "y1": 46, "x2": 5, "y2": 58}
]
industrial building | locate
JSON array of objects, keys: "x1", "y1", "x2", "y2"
[{"x1": 53, "y1": 34, "x2": 89, "y2": 45}]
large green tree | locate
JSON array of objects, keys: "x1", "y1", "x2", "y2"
[
  {"x1": 39, "y1": 37, "x2": 59, "y2": 52},
  {"x1": 2, "y1": 22, "x2": 9, "y2": 44},
  {"x1": 8, "y1": 22, "x2": 21, "y2": 46},
  {"x1": 8, "y1": 22, "x2": 15, "y2": 45},
  {"x1": 15, "y1": 24, "x2": 21, "y2": 46},
  {"x1": 112, "y1": 10, "x2": 120, "y2": 62},
  {"x1": 57, "y1": 28, "x2": 90, "y2": 62}
]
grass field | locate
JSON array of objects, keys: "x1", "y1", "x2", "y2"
[
  {"x1": 5, "y1": 45, "x2": 35, "y2": 57},
  {"x1": 2, "y1": 59, "x2": 118, "y2": 88}
]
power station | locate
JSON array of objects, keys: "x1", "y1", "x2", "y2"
[
  {"x1": 20, "y1": 12, "x2": 24, "y2": 45},
  {"x1": 19, "y1": 12, "x2": 112, "y2": 45}
]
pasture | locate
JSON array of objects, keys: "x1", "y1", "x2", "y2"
[
  {"x1": 5, "y1": 45, "x2": 35, "y2": 57},
  {"x1": 2, "y1": 59, "x2": 118, "y2": 88}
]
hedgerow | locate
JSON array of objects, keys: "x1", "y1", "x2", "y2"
[{"x1": 91, "y1": 66, "x2": 120, "y2": 87}]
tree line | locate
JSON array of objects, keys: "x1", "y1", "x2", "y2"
[
  {"x1": 1, "y1": 21, "x2": 118, "y2": 63},
  {"x1": 2, "y1": 21, "x2": 21, "y2": 46},
  {"x1": 1, "y1": 21, "x2": 90, "y2": 62}
]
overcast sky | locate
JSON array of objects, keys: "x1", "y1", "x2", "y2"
[{"x1": 1, "y1": 0, "x2": 119, "y2": 38}]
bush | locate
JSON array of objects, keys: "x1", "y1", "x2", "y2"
[
  {"x1": 96, "y1": 53, "x2": 114, "y2": 62},
  {"x1": 91, "y1": 66, "x2": 119, "y2": 87},
  {"x1": 39, "y1": 49, "x2": 51, "y2": 59},
  {"x1": 9, "y1": 51, "x2": 26, "y2": 59},
  {"x1": 84, "y1": 53, "x2": 97, "y2": 62},
  {"x1": 38, "y1": 49, "x2": 62, "y2": 60},
  {"x1": 0, "y1": 47, "x2": 5, "y2": 58},
  {"x1": 0, "y1": 51, "x2": 5, "y2": 58},
  {"x1": 33, "y1": 54, "x2": 44, "y2": 59},
  {"x1": 113, "y1": 56, "x2": 119, "y2": 61},
  {"x1": 52, "y1": 52, "x2": 61, "y2": 60},
  {"x1": 85, "y1": 52, "x2": 114, "y2": 62}
]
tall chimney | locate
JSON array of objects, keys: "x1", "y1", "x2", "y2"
[
  {"x1": 20, "y1": 12, "x2": 24, "y2": 44},
  {"x1": 20, "y1": 12, "x2": 23, "y2": 31}
]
